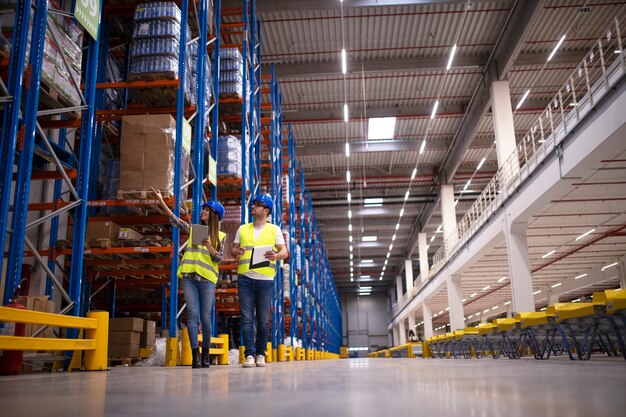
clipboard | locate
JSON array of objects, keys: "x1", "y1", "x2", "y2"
[
  {"x1": 191, "y1": 224, "x2": 209, "y2": 246},
  {"x1": 249, "y1": 244, "x2": 274, "y2": 269}
]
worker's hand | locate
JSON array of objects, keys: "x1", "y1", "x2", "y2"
[
  {"x1": 233, "y1": 246, "x2": 246, "y2": 257},
  {"x1": 202, "y1": 239, "x2": 215, "y2": 254},
  {"x1": 264, "y1": 250, "x2": 278, "y2": 261},
  {"x1": 151, "y1": 186, "x2": 164, "y2": 203}
]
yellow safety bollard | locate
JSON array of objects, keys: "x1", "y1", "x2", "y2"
[
  {"x1": 239, "y1": 345, "x2": 245, "y2": 363},
  {"x1": 165, "y1": 337, "x2": 179, "y2": 367},
  {"x1": 217, "y1": 334, "x2": 229, "y2": 365},
  {"x1": 272, "y1": 348, "x2": 278, "y2": 362},
  {"x1": 295, "y1": 347, "x2": 305, "y2": 361},
  {"x1": 277, "y1": 344, "x2": 286, "y2": 362},
  {"x1": 180, "y1": 328, "x2": 192, "y2": 366},
  {"x1": 265, "y1": 342, "x2": 273, "y2": 363},
  {"x1": 84, "y1": 311, "x2": 109, "y2": 371}
]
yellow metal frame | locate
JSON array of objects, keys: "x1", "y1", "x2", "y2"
[{"x1": 0, "y1": 308, "x2": 108, "y2": 371}]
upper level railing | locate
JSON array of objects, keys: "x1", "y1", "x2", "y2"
[{"x1": 430, "y1": 12, "x2": 626, "y2": 277}]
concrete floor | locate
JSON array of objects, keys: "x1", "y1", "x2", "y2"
[{"x1": 1, "y1": 358, "x2": 625, "y2": 416}]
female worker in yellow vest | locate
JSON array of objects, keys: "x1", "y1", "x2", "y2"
[
  {"x1": 152, "y1": 187, "x2": 226, "y2": 369},
  {"x1": 231, "y1": 194, "x2": 288, "y2": 368}
]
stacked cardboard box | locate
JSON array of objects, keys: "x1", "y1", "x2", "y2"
[
  {"x1": 108, "y1": 317, "x2": 144, "y2": 358},
  {"x1": 141, "y1": 320, "x2": 156, "y2": 348},
  {"x1": 14, "y1": 296, "x2": 56, "y2": 338},
  {"x1": 119, "y1": 114, "x2": 191, "y2": 194}
]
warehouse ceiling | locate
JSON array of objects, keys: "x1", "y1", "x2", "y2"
[{"x1": 223, "y1": 0, "x2": 626, "y2": 297}]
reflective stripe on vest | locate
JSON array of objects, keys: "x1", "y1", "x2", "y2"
[
  {"x1": 177, "y1": 229, "x2": 226, "y2": 284},
  {"x1": 237, "y1": 223, "x2": 278, "y2": 278}
]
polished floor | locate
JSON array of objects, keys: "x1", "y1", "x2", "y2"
[{"x1": 1, "y1": 357, "x2": 625, "y2": 416}]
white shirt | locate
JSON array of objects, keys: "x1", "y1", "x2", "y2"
[{"x1": 234, "y1": 223, "x2": 285, "y2": 280}]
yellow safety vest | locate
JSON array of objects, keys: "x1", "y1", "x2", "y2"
[
  {"x1": 237, "y1": 222, "x2": 278, "y2": 278},
  {"x1": 177, "y1": 229, "x2": 226, "y2": 284}
]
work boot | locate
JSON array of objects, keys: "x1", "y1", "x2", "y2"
[
  {"x1": 192, "y1": 348, "x2": 201, "y2": 369},
  {"x1": 201, "y1": 348, "x2": 210, "y2": 368}
]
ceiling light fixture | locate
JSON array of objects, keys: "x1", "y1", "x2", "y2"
[
  {"x1": 482, "y1": 285, "x2": 490, "y2": 291},
  {"x1": 404, "y1": 190, "x2": 410, "y2": 201},
  {"x1": 533, "y1": 290, "x2": 541, "y2": 295},
  {"x1": 364, "y1": 197, "x2": 383, "y2": 207},
  {"x1": 399, "y1": 208, "x2": 404, "y2": 217},
  {"x1": 419, "y1": 139, "x2": 426, "y2": 154},
  {"x1": 574, "y1": 273, "x2": 587, "y2": 280},
  {"x1": 345, "y1": 142, "x2": 350, "y2": 158},
  {"x1": 348, "y1": 224, "x2": 352, "y2": 232},
  {"x1": 392, "y1": 234, "x2": 396, "y2": 241},
  {"x1": 547, "y1": 34, "x2": 566, "y2": 62},
  {"x1": 349, "y1": 235, "x2": 353, "y2": 242},
  {"x1": 575, "y1": 228, "x2": 595, "y2": 241},
  {"x1": 430, "y1": 100, "x2": 439, "y2": 119},
  {"x1": 497, "y1": 276, "x2": 507, "y2": 283},
  {"x1": 516, "y1": 89, "x2": 530, "y2": 110},
  {"x1": 346, "y1": 170, "x2": 351, "y2": 183},
  {"x1": 602, "y1": 262, "x2": 618, "y2": 271},
  {"x1": 541, "y1": 249, "x2": 556, "y2": 259},
  {"x1": 347, "y1": 192, "x2": 351, "y2": 202},
  {"x1": 362, "y1": 236, "x2": 377, "y2": 242},
  {"x1": 341, "y1": 48, "x2": 347, "y2": 74},
  {"x1": 411, "y1": 168, "x2": 417, "y2": 180},
  {"x1": 551, "y1": 282, "x2": 562, "y2": 288},
  {"x1": 470, "y1": 293, "x2": 477, "y2": 298},
  {"x1": 504, "y1": 301, "x2": 511, "y2": 305},
  {"x1": 395, "y1": 223, "x2": 400, "y2": 230},
  {"x1": 446, "y1": 44, "x2": 457, "y2": 70},
  {"x1": 343, "y1": 103, "x2": 349, "y2": 122},
  {"x1": 477, "y1": 157, "x2": 486, "y2": 170},
  {"x1": 348, "y1": 209, "x2": 352, "y2": 219},
  {"x1": 361, "y1": 259, "x2": 373, "y2": 264},
  {"x1": 430, "y1": 235, "x2": 435, "y2": 243}
]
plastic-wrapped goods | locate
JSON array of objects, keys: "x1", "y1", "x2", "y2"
[
  {"x1": 132, "y1": 38, "x2": 180, "y2": 58},
  {"x1": 221, "y1": 59, "x2": 243, "y2": 72},
  {"x1": 220, "y1": 47, "x2": 243, "y2": 62},
  {"x1": 218, "y1": 148, "x2": 241, "y2": 164},
  {"x1": 131, "y1": 56, "x2": 179, "y2": 74},
  {"x1": 220, "y1": 81, "x2": 243, "y2": 97},
  {"x1": 133, "y1": 20, "x2": 182, "y2": 39},
  {"x1": 217, "y1": 162, "x2": 242, "y2": 177},
  {"x1": 134, "y1": 2, "x2": 182, "y2": 23}
]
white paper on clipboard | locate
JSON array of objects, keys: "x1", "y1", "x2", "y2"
[{"x1": 249, "y1": 245, "x2": 274, "y2": 269}]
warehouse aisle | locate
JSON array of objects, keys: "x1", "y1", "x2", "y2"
[{"x1": 1, "y1": 358, "x2": 625, "y2": 416}]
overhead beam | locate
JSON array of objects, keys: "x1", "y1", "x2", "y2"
[
  {"x1": 284, "y1": 104, "x2": 465, "y2": 123},
  {"x1": 225, "y1": 0, "x2": 497, "y2": 13}
]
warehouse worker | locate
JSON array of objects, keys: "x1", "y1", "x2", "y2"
[
  {"x1": 231, "y1": 193, "x2": 288, "y2": 368},
  {"x1": 152, "y1": 187, "x2": 225, "y2": 369}
]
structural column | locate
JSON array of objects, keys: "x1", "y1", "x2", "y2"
[
  {"x1": 446, "y1": 272, "x2": 465, "y2": 331},
  {"x1": 397, "y1": 320, "x2": 406, "y2": 345},
  {"x1": 422, "y1": 302, "x2": 433, "y2": 339},
  {"x1": 404, "y1": 259, "x2": 414, "y2": 295},
  {"x1": 504, "y1": 220, "x2": 535, "y2": 313},
  {"x1": 392, "y1": 325, "x2": 399, "y2": 346},
  {"x1": 396, "y1": 275, "x2": 403, "y2": 303},
  {"x1": 491, "y1": 80, "x2": 520, "y2": 184},
  {"x1": 440, "y1": 184, "x2": 457, "y2": 244},
  {"x1": 418, "y1": 232, "x2": 429, "y2": 283},
  {"x1": 407, "y1": 312, "x2": 416, "y2": 341}
]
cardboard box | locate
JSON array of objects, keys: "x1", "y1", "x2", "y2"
[
  {"x1": 109, "y1": 331, "x2": 141, "y2": 345},
  {"x1": 143, "y1": 320, "x2": 156, "y2": 334},
  {"x1": 117, "y1": 227, "x2": 144, "y2": 240},
  {"x1": 109, "y1": 344, "x2": 140, "y2": 358},
  {"x1": 14, "y1": 296, "x2": 55, "y2": 337},
  {"x1": 119, "y1": 171, "x2": 144, "y2": 191},
  {"x1": 109, "y1": 317, "x2": 144, "y2": 332},
  {"x1": 140, "y1": 332, "x2": 156, "y2": 348},
  {"x1": 86, "y1": 221, "x2": 121, "y2": 241}
]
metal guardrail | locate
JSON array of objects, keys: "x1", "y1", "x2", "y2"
[{"x1": 430, "y1": 13, "x2": 626, "y2": 275}]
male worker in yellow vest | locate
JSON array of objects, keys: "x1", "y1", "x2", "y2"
[{"x1": 232, "y1": 194, "x2": 288, "y2": 368}]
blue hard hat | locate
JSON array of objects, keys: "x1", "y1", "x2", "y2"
[
  {"x1": 252, "y1": 194, "x2": 274, "y2": 214},
  {"x1": 202, "y1": 200, "x2": 224, "y2": 220}
]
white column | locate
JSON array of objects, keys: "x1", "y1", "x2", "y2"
[
  {"x1": 506, "y1": 304, "x2": 513, "y2": 318},
  {"x1": 446, "y1": 273, "x2": 465, "y2": 331},
  {"x1": 392, "y1": 326, "x2": 399, "y2": 346},
  {"x1": 418, "y1": 232, "x2": 429, "y2": 283},
  {"x1": 504, "y1": 221, "x2": 535, "y2": 313},
  {"x1": 547, "y1": 289, "x2": 560, "y2": 306},
  {"x1": 440, "y1": 184, "x2": 457, "y2": 243},
  {"x1": 480, "y1": 314, "x2": 488, "y2": 324},
  {"x1": 422, "y1": 302, "x2": 433, "y2": 339},
  {"x1": 618, "y1": 256, "x2": 626, "y2": 289},
  {"x1": 405, "y1": 259, "x2": 414, "y2": 295},
  {"x1": 388, "y1": 330, "x2": 393, "y2": 347},
  {"x1": 491, "y1": 80, "x2": 520, "y2": 184},
  {"x1": 396, "y1": 275, "x2": 403, "y2": 302},
  {"x1": 407, "y1": 313, "x2": 416, "y2": 341},
  {"x1": 398, "y1": 320, "x2": 406, "y2": 345}
]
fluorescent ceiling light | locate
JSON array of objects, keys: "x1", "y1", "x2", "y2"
[
  {"x1": 575, "y1": 228, "x2": 595, "y2": 241},
  {"x1": 533, "y1": 290, "x2": 541, "y2": 295},
  {"x1": 430, "y1": 235, "x2": 435, "y2": 243},
  {"x1": 551, "y1": 282, "x2": 562, "y2": 288},
  {"x1": 463, "y1": 180, "x2": 471, "y2": 191},
  {"x1": 602, "y1": 262, "x2": 618, "y2": 271},
  {"x1": 574, "y1": 273, "x2": 587, "y2": 280},
  {"x1": 386, "y1": 253, "x2": 390, "y2": 258},
  {"x1": 384, "y1": 260, "x2": 388, "y2": 265},
  {"x1": 497, "y1": 276, "x2": 507, "y2": 283},
  {"x1": 379, "y1": 277, "x2": 382, "y2": 281},
  {"x1": 470, "y1": 293, "x2": 477, "y2": 298},
  {"x1": 392, "y1": 234, "x2": 396, "y2": 241},
  {"x1": 367, "y1": 117, "x2": 396, "y2": 140},
  {"x1": 468, "y1": 315, "x2": 473, "y2": 319},
  {"x1": 362, "y1": 236, "x2": 377, "y2": 242},
  {"x1": 399, "y1": 208, "x2": 405, "y2": 217},
  {"x1": 430, "y1": 100, "x2": 439, "y2": 119},
  {"x1": 351, "y1": 277, "x2": 353, "y2": 282},
  {"x1": 445, "y1": 307, "x2": 450, "y2": 311},
  {"x1": 364, "y1": 197, "x2": 383, "y2": 207},
  {"x1": 347, "y1": 192, "x2": 351, "y2": 202},
  {"x1": 349, "y1": 235, "x2": 353, "y2": 242},
  {"x1": 388, "y1": 244, "x2": 393, "y2": 251},
  {"x1": 349, "y1": 245, "x2": 353, "y2": 252},
  {"x1": 345, "y1": 142, "x2": 350, "y2": 158},
  {"x1": 346, "y1": 170, "x2": 351, "y2": 183},
  {"x1": 446, "y1": 44, "x2": 457, "y2": 70},
  {"x1": 438, "y1": 310, "x2": 444, "y2": 315},
  {"x1": 477, "y1": 157, "x2": 486, "y2": 170},
  {"x1": 360, "y1": 293, "x2": 371, "y2": 296},
  {"x1": 350, "y1": 260, "x2": 354, "y2": 266},
  {"x1": 343, "y1": 104, "x2": 349, "y2": 123},
  {"x1": 475, "y1": 312, "x2": 481, "y2": 316},
  {"x1": 419, "y1": 139, "x2": 426, "y2": 154},
  {"x1": 461, "y1": 298, "x2": 467, "y2": 303},
  {"x1": 361, "y1": 259, "x2": 373, "y2": 264},
  {"x1": 482, "y1": 285, "x2": 490, "y2": 291},
  {"x1": 454, "y1": 200, "x2": 459, "y2": 207},
  {"x1": 359, "y1": 286, "x2": 372, "y2": 291},
  {"x1": 411, "y1": 168, "x2": 417, "y2": 180},
  {"x1": 540, "y1": 307, "x2": 547, "y2": 311},
  {"x1": 341, "y1": 48, "x2": 347, "y2": 74},
  {"x1": 504, "y1": 301, "x2": 511, "y2": 306},
  {"x1": 572, "y1": 298, "x2": 580, "y2": 303},
  {"x1": 516, "y1": 89, "x2": 530, "y2": 110},
  {"x1": 348, "y1": 224, "x2": 352, "y2": 232},
  {"x1": 484, "y1": 309, "x2": 490, "y2": 314},
  {"x1": 547, "y1": 34, "x2": 566, "y2": 62},
  {"x1": 350, "y1": 253, "x2": 353, "y2": 259},
  {"x1": 541, "y1": 250, "x2": 556, "y2": 259},
  {"x1": 492, "y1": 306, "x2": 498, "y2": 310},
  {"x1": 360, "y1": 275, "x2": 371, "y2": 279},
  {"x1": 395, "y1": 223, "x2": 400, "y2": 230},
  {"x1": 404, "y1": 190, "x2": 410, "y2": 201},
  {"x1": 348, "y1": 209, "x2": 352, "y2": 219},
  {"x1": 382, "y1": 266, "x2": 386, "y2": 271},
  {"x1": 436, "y1": 225, "x2": 442, "y2": 234}
]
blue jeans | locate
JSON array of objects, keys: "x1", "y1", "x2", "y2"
[
  {"x1": 238, "y1": 275, "x2": 273, "y2": 357},
  {"x1": 182, "y1": 276, "x2": 216, "y2": 349}
]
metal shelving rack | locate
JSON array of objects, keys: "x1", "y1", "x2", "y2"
[{"x1": 0, "y1": 0, "x2": 222, "y2": 354}]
